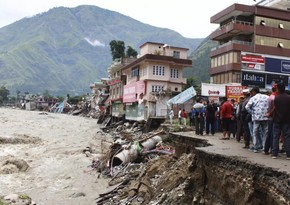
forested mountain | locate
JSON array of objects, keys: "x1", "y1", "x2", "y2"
[
  {"x1": 0, "y1": 5, "x2": 208, "y2": 95},
  {"x1": 184, "y1": 37, "x2": 218, "y2": 83}
]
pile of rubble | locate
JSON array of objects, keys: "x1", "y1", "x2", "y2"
[
  {"x1": 95, "y1": 153, "x2": 196, "y2": 205},
  {"x1": 83, "y1": 119, "x2": 199, "y2": 205}
]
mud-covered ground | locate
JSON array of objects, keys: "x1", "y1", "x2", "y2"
[{"x1": 0, "y1": 108, "x2": 112, "y2": 205}]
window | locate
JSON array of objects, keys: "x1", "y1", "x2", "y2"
[
  {"x1": 170, "y1": 68, "x2": 179, "y2": 78},
  {"x1": 260, "y1": 20, "x2": 266, "y2": 26},
  {"x1": 173, "y1": 51, "x2": 180, "y2": 58},
  {"x1": 278, "y1": 42, "x2": 284, "y2": 48},
  {"x1": 279, "y1": 23, "x2": 284, "y2": 29},
  {"x1": 143, "y1": 67, "x2": 147, "y2": 76},
  {"x1": 151, "y1": 85, "x2": 163, "y2": 92},
  {"x1": 152, "y1": 65, "x2": 165, "y2": 76},
  {"x1": 131, "y1": 66, "x2": 139, "y2": 77}
]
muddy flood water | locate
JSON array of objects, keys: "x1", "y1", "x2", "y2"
[{"x1": 0, "y1": 108, "x2": 112, "y2": 205}]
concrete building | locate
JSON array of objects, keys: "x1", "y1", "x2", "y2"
[
  {"x1": 108, "y1": 57, "x2": 136, "y2": 121},
  {"x1": 120, "y1": 42, "x2": 192, "y2": 121},
  {"x1": 89, "y1": 78, "x2": 109, "y2": 111},
  {"x1": 209, "y1": 1, "x2": 290, "y2": 89}
]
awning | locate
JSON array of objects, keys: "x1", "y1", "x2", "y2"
[{"x1": 166, "y1": 86, "x2": 196, "y2": 106}]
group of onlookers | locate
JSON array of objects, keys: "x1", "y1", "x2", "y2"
[
  {"x1": 235, "y1": 82, "x2": 290, "y2": 160},
  {"x1": 172, "y1": 82, "x2": 290, "y2": 160}
]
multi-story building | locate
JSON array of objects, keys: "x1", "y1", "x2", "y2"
[
  {"x1": 89, "y1": 78, "x2": 109, "y2": 110},
  {"x1": 120, "y1": 42, "x2": 192, "y2": 121},
  {"x1": 210, "y1": 0, "x2": 290, "y2": 89},
  {"x1": 108, "y1": 57, "x2": 136, "y2": 121}
]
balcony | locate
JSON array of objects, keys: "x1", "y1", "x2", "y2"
[
  {"x1": 210, "y1": 40, "x2": 254, "y2": 57},
  {"x1": 211, "y1": 20, "x2": 254, "y2": 41}
]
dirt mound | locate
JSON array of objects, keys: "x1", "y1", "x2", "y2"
[
  {"x1": 0, "y1": 134, "x2": 41, "y2": 144},
  {"x1": 0, "y1": 157, "x2": 30, "y2": 174}
]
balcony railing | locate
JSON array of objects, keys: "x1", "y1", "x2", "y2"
[
  {"x1": 220, "y1": 20, "x2": 253, "y2": 29},
  {"x1": 211, "y1": 40, "x2": 253, "y2": 51}
]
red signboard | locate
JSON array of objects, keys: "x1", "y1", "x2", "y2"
[
  {"x1": 226, "y1": 86, "x2": 246, "y2": 102},
  {"x1": 241, "y1": 55, "x2": 265, "y2": 64},
  {"x1": 123, "y1": 81, "x2": 145, "y2": 103},
  {"x1": 108, "y1": 79, "x2": 121, "y2": 85}
]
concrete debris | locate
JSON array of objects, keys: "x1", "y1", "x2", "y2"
[
  {"x1": 90, "y1": 119, "x2": 179, "y2": 204},
  {"x1": 1, "y1": 193, "x2": 36, "y2": 205}
]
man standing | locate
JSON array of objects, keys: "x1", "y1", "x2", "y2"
[
  {"x1": 241, "y1": 89, "x2": 252, "y2": 148},
  {"x1": 271, "y1": 82, "x2": 290, "y2": 159},
  {"x1": 236, "y1": 96, "x2": 245, "y2": 142},
  {"x1": 230, "y1": 99, "x2": 237, "y2": 139},
  {"x1": 181, "y1": 109, "x2": 187, "y2": 126},
  {"x1": 245, "y1": 87, "x2": 269, "y2": 153},
  {"x1": 220, "y1": 97, "x2": 233, "y2": 140},
  {"x1": 205, "y1": 100, "x2": 217, "y2": 135},
  {"x1": 178, "y1": 108, "x2": 182, "y2": 125},
  {"x1": 189, "y1": 107, "x2": 195, "y2": 127},
  {"x1": 193, "y1": 97, "x2": 205, "y2": 135},
  {"x1": 169, "y1": 108, "x2": 174, "y2": 125},
  {"x1": 264, "y1": 85, "x2": 277, "y2": 154}
]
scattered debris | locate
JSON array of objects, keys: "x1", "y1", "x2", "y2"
[
  {"x1": 1, "y1": 193, "x2": 36, "y2": 205},
  {"x1": 0, "y1": 157, "x2": 30, "y2": 174}
]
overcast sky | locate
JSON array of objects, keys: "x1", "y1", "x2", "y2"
[{"x1": 0, "y1": 0, "x2": 256, "y2": 38}]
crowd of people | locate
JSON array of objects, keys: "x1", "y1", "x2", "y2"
[{"x1": 171, "y1": 82, "x2": 290, "y2": 160}]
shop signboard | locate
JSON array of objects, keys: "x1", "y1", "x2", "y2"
[
  {"x1": 226, "y1": 85, "x2": 246, "y2": 102},
  {"x1": 123, "y1": 80, "x2": 145, "y2": 103},
  {"x1": 241, "y1": 71, "x2": 265, "y2": 88},
  {"x1": 265, "y1": 74, "x2": 289, "y2": 89},
  {"x1": 166, "y1": 86, "x2": 196, "y2": 106},
  {"x1": 201, "y1": 83, "x2": 225, "y2": 97},
  {"x1": 281, "y1": 60, "x2": 290, "y2": 74},
  {"x1": 266, "y1": 58, "x2": 290, "y2": 74},
  {"x1": 241, "y1": 53, "x2": 265, "y2": 71}
]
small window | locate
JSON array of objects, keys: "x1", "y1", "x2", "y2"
[
  {"x1": 173, "y1": 51, "x2": 180, "y2": 58},
  {"x1": 278, "y1": 42, "x2": 284, "y2": 48},
  {"x1": 170, "y1": 68, "x2": 179, "y2": 78},
  {"x1": 152, "y1": 65, "x2": 165, "y2": 76},
  {"x1": 151, "y1": 85, "x2": 163, "y2": 92},
  {"x1": 279, "y1": 23, "x2": 284, "y2": 29},
  {"x1": 260, "y1": 20, "x2": 266, "y2": 26},
  {"x1": 131, "y1": 66, "x2": 139, "y2": 77}
]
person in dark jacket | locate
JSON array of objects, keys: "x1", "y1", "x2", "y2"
[
  {"x1": 241, "y1": 89, "x2": 252, "y2": 148},
  {"x1": 236, "y1": 97, "x2": 245, "y2": 142},
  {"x1": 205, "y1": 100, "x2": 217, "y2": 135},
  {"x1": 271, "y1": 82, "x2": 290, "y2": 159}
]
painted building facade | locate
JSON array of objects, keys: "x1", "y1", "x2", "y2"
[
  {"x1": 108, "y1": 58, "x2": 136, "y2": 120},
  {"x1": 121, "y1": 42, "x2": 192, "y2": 121}
]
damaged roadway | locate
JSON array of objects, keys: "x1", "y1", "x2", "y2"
[
  {"x1": 169, "y1": 131, "x2": 290, "y2": 205},
  {"x1": 98, "y1": 129, "x2": 290, "y2": 205},
  {"x1": 173, "y1": 131, "x2": 290, "y2": 174}
]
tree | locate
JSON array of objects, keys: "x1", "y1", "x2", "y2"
[
  {"x1": 184, "y1": 77, "x2": 201, "y2": 95},
  {"x1": 43, "y1": 90, "x2": 52, "y2": 98},
  {"x1": 109, "y1": 40, "x2": 125, "y2": 60},
  {"x1": 126, "y1": 46, "x2": 138, "y2": 58},
  {"x1": 0, "y1": 86, "x2": 9, "y2": 104}
]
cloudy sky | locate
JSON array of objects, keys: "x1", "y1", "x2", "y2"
[{"x1": 0, "y1": 0, "x2": 256, "y2": 38}]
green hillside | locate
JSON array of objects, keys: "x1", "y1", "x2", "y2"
[
  {"x1": 185, "y1": 37, "x2": 218, "y2": 84},
  {"x1": 0, "y1": 5, "x2": 204, "y2": 96}
]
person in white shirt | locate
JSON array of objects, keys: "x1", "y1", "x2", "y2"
[
  {"x1": 245, "y1": 87, "x2": 269, "y2": 153},
  {"x1": 178, "y1": 108, "x2": 182, "y2": 125},
  {"x1": 169, "y1": 109, "x2": 174, "y2": 125}
]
